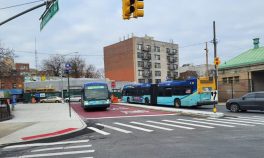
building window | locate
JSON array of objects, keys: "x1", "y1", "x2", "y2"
[
  {"x1": 234, "y1": 76, "x2": 240, "y2": 83},
  {"x1": 155, "y1": 63, "x2": 161, "y2": 68},
  {"x1": 154, "y1": 54, "x2": 160, "y2": 60},
  {"x1": 146, "y1": 45, "x2": 151, "y2": 51},
  {"x1": 12, "y1": 83, "x2": 17, "y2": 89},
  {"x1": 137, "y1": 44, "x2": 142, "y2": 50},
  {"x1": 138, "y1": 61, "x2": 143, "y2": 67},
  {"x1": 138, "y1": 70, "x2": 143, "y2": 76},
  {"x1": 172, "y1": 49, "x2": 177, "y2": 54},
  {"x1": 223, "y1": 78, "x2": 227, "y2": 84},
  {"x1": 154, "y1": 46, "x2": 160, "y2": 52},
  {"x1": 148, "y1": 79, "x2": 152, "y2": 83},
  {"x1": 166, "y1": 48, "x2": 170, "y2": 53},
  {"x1": 155, "y1": 71, "x2": 161, "y2": 77},
  {"x1": 228, "y1": 77, "x2": 233, "y2": 84},
  {"x1": 137, "y1": 52, "x2": 142, "y2": 58},
  {"x1": 138, "y1": 79, "x2": 145, "y2": 83},
  {"x1": 155, "y1": 79, "x2": 161, "y2": 83}
]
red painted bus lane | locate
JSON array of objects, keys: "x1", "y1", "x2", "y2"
[{"x1": 71, "y1": 104, "x2": 176, "y2": 120}]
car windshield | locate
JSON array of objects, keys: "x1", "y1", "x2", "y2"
[{"x1": 84, "y1": 85, "x2": 108, "y2": 100}]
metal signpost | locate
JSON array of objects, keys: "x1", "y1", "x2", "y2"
[
  {"x1": 40, "y1": 0, "x2": 59, "y2": 30},
  {"x1": 65, "y1": 63, "x2": 72, "y2": 117}
]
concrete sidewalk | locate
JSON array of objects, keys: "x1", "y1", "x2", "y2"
[
  {"x1": 116, "y1": 103, "x2": 224, "y2": 118},
  {"x1": 0, "y1": 103, "x2": 86, "y2": 146}
]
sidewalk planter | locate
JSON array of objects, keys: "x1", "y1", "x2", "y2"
[{"x1": 0, "y1": 90, "x2": 12, "y2": 121}]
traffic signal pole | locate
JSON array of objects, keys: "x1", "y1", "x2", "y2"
[
  {"x1": 213, "y1": 21, "x2": 218, "y2": 113},
  {"x1": 0, "y1": 0, "x2": 56, "y2": 26}
]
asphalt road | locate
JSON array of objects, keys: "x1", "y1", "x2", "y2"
[{"x1": 1, "y1": 103, "x2": 264, "y2": 158}]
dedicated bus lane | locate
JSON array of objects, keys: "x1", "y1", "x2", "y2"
[{"x1": 71, "y1": 103, "x2": 176, "y2": 120}]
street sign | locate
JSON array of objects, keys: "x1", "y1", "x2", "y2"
[
  {"x1": 64, "y1": 63, "x2": 72, "y2": 74},
  {"x1": 40, "y1": 0, "x2": 59, "y2": 30},
  {"x1": 111, "y1": 81, "x2": 116, "y2": 88},
  {"x1": 211, "y1": 90, "x2": 218, "y2": 101}
]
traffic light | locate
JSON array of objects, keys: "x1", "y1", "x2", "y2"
[
  {"x1": 122, "y1": 0, "x2": 135, "y2": 20},
  {"x1": 133, "y1": 0, "x2": 144, "y2": 18},
  {"x1": 214, "y1": 57, "x2": 221, "y2": 66}
]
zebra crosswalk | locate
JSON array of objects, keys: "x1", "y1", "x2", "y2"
[
  {"x1": 1, "y1": 139, "x2": 94, "y2": 158},
  {"x1": 87, "y1": 116, "x2": 264, "y2": 136}
]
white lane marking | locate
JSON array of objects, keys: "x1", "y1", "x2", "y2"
[
  {"x1": 8, "y1": 150, "x2": 95, "y2": 158},
  {"x1": 3, "y1": 140, "x2": 90, "y2": 150},
  {"x1": 114, "y1": 122, "x2": 153, "y2": 132},
  {"x1": 196, "y1": 118, "x2": 255, "y2": 126},
  {"x1": 85, "y1": 113, "x2": 177, "y2": 120},
  {"x1": 87, "y1": 127, "x2": 110, "y2": 135},
  {"x1": 177, "y1": 119, "x2": 235, "y2": 127},
  {"x1": 146, "y1": 121, "x2": 195, "y2": 130},
  {"x1": 96, "y1": 123, "x2": 132, "y2": 134},
  {"x1": 130, "y1": 121, "x2": 174, "y2": 131},
  {"x1": 78, "y1": 157, "x2": 93, "y2": 158},
  {"x1": 31, "y1": 145, "x2": 92, "y2": 153},
  {"x1": 162, "y1": 120, "x2": 214, "y2": 129},
  {"x1": 253, "y1": 116, "x2": 264, "y2": 119},
  {"x1": 209, "y1": 118, "x2": 264, "y2": 125}
]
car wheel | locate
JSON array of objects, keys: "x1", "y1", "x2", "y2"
[
  {"x1": 79, "y1": 99, "x2": 81, "y2": 102},
  {"x1": 40, "y1": 101, "x2": 44, "y2": 103},
  {"x1": 145, "y1": 98, "x2": 150, "y2": 105},
  {"x1": 230, "y1": 103, "x2": 240, "y2": 112},
  {"x1": 127, "y1": 97, "x2": 130, "y2": 103},
  {"x1": 174, "y1": 99, "x2": 181, "y2": 108},
  {"x1": 55, "y1": 100, "x2": 59, "y2": 103}
]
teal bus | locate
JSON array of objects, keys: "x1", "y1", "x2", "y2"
[
  {"x1": 81, "y1": 82, "x2": 111, "y2": 110},
  {"x1": 122, "y1": 78, "x2": 216, "y2": 108}
]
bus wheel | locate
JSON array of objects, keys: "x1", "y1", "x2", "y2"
[
  {"x1": 145, "y1": 98, "x2": 150, "y2": 105},
  {"x1": 174, "y1": 99, "x2": 181, "y2": 108},
  {"x1": 127, "y1": 97, "x2": 130, "y2": 103}
]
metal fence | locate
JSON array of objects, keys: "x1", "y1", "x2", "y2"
[
  {"x1": 218, "y1": 79, "x2": 253, "y2": 102},
  {"x1": 0, "y1": 99, "x2": 11, "y2": 121}
]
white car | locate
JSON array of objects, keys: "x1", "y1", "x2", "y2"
[
  {"x1": 64, "y1": 95, "x2": 82, "y2": 102},
  {"x1": 40, "y1": 96, "x2": 63, "y2": 103}
]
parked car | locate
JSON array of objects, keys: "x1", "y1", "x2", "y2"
[
  {"x1": 64, "y1": 95, "x2": 82, "y2": 103},
  {"x1": 226, "y1": 92, "x2": 264, "y2": 112},
  {"x1": 40, "y1": 96, "x2": 63, "y2": 103}
]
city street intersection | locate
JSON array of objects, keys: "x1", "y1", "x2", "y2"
[{"x1": 1, "y1": 103, "x2": 264, "y2": 158}]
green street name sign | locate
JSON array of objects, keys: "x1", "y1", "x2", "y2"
[{"x1": 40, "y1": 0, "x2": 59, "y2": 31}]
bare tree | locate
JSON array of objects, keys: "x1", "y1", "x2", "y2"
[
  {"x1": 42, "y1": 55, "x2": 65, "y2": 77},
  {"x1": 0, "y1": 43, "x2": 15, "y2": 78},
  {"x1": 84, "y1": 64, "x2": 103, "y2": 78},
  {"x1": 67, "y1": 56, "x2": 86, "y2": 78}
]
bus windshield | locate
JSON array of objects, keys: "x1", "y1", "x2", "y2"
[{"x1": 84, "y1": 85, "x2": 108, "y2": 100}]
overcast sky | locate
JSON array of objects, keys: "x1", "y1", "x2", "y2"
[{"x1": 1, "y1": 0, "x2": 264, "y2": 70}]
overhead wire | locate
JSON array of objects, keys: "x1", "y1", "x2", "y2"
[{"x1": 0, "y1": 0, "x2": 45, "y2": 10}]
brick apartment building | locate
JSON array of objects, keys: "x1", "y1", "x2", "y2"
[
  {"x1": 104, "y1": 35, "x2": 179, "y2": 83},
  {"x1": 218, "y1": 38, "x2": 264, "y2": 101}
]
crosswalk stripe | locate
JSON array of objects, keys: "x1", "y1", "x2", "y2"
[
  {"x1": 8, "y1": 150, "x2": 95, "y2": 158},
  {"x1": 195, "y1": 118, "x2": 255, "y2": 126},
  {"x1": 96, "y1": 123, "x2": 132, "y2": 134},
  {"x1": 114, "y1": 122, "x2": 153, "y2": 132},
  {"x1": 209, "y1": 118, "x2": 264, "y2": 125},
  {"x1": 146, "y1": 121, "x2": 195, "y2": 130},
  {"x1": 253, "y1": 116, "x2": 264, "y2": 119},
  {"x1": 228, "y1": 117, "x2": 264, "y2": 123},
  {"x1": 87, "y1": 127, "x2": 110, "y2": 135},
  {"x1": 130, "y1": 121, "x2": 174, "y2": 131},
  {"x1": 162, "y1": 120, "x2": 214, "y2": 129},
  {"x1": 31, "y1": 145, "x2": 92, "y2": 153},
  {"x1": 177, "y1": 119, "x2": 235, "y2": 127},
  {"x1": 3, "y1": 140, "x2": 90, "y2": 150}
]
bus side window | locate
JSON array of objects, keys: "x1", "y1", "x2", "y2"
[
  {"x1": 164, "y1": 88, "x2": 172, "y2": 97},
  {"x1": 158, "y1": 87, "x2": 164, "y2": 96}
]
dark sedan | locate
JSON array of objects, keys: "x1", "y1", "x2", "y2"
[{"x1": 226, "y1": 92, "x2": 264, "y2": 112}]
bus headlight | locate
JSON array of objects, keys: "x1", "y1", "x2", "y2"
[
  {"x1": 84, "y1": 101, "x2": 89, "y2": 105},
  {"x1": 106, "y1": 99, "x2": 111, "y2": 104}
]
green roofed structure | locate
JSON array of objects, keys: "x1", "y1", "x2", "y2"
[{"x1": 218, "y1": 38, "x2": 264, "y2": 102}]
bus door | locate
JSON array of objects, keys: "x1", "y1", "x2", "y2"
[
  {"x1": 157, "y1": 86, "x2": 174, "y2": 106},
  {"x1": 150, "y1": 84, "x2": 158, "y2": 105}
]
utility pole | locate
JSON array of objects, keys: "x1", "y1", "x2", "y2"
[
  {"x1": 35, "y1": 38, "x2": 38, "y2": 74},
  {"x1": 204, "y1": 42, "x2": 209, "y2": 77}
]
